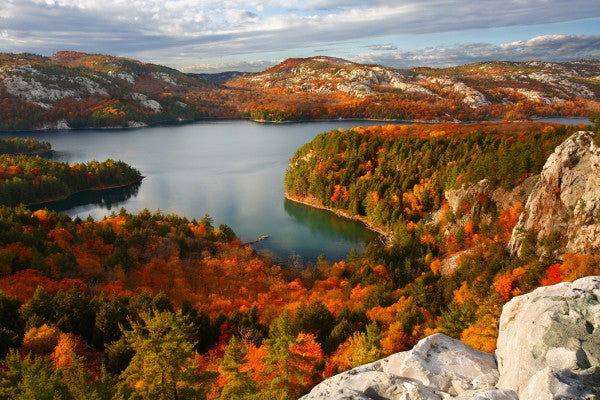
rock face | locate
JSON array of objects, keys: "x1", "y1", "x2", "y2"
[
  {"x1": 301, "y1": 277, "x2": 600, "y2": 400},
  {"x1": 508, "y1": 131, "x2": 600, "y2": 255},
  {"x1": 496, "y1": 276, "x2": 600, "y2": 399},
  {"x1": 436, "y1": 176, "x2": 536, "y2": 274}
]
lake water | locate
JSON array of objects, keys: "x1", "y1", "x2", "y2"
[
  {"x1": 3, "y1": 117, "x2": 591, "y2": 263},
  {"x1": 9, "y1": 120, "x2": 392, "y2": 263}
]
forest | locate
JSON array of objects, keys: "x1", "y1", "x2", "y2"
[
  {"x1": 0, "y1": 139, "x2": 142, "y2": 206},
  {"x1": 284, "y1": 122, "x2": 574, "y2": 232},
  {"x1": 0, "y1": 121, "x2": 599, "y2": 399},
  {"x1": 0, "y1": 138, "x2": 52, "y2": 155}
]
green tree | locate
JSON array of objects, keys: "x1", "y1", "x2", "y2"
[
  {"x1": 0, "y1": 293, "x2": 21, "y2": 358},
  {"x1": 0, "y1": 350, "x2": 68, "y2": 400},
  {"x1": 295, "y1": 300, "x2": 335, "y2": 347},
  {"x1": 218, "y1": 336, "x2": 257, "y2": 400},
  {"x1": 120, "y1": 311, "x2": 198, "y2": 400}
]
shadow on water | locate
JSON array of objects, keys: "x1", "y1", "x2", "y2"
[
  {"x1": 283, "y1": 198, "x2": 378, "y2": 243},
  {"x1": 29, "y1": 182, "x2": 142, "y2": 214}
]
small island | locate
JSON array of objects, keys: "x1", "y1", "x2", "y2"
[
  {"x1": 0, "y1": 138, "x2": 53, "y2": 156},
  {"x1": 0, "y1": 141, "x2": 143, "y2": 206}
]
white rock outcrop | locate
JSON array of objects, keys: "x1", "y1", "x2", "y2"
[
  {"x1": 302, "y1": 334, "x2": 516, "y2": 400},
  {"x1": 0, "y1": 64, "x2": 108, "y2": 109},
  {"x1": 130, "y1": 92, "x2": 162, "y2": 112},
  {"x1": 496, "y1": 276, "x2": 600, "y2": 399},
  {"x1": 302, "y1": 277, "x2": 600, "y2": 400},
  {"x1": 508, "y1": 131, "x2": 600, "y2": 255}
]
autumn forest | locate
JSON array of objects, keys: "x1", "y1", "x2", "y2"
[{"x1": 0, "y1": 116, "x2": 598, "y2": 399}]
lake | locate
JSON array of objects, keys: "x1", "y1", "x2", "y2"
[
  {"x1": 10, "y1": 120, "x2": 393, "y2": 263},
  {"x1": 3, "y1": 117, "x2": 591, "y2": 263}
]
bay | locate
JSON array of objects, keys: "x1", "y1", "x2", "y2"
[{"x1": 4, "y1": 117, "x2": 590, "y2": 263}]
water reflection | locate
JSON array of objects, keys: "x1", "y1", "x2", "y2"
[
  {"x1": 30, "y1": 182, "x2": 142, "y2": 214},
  {"x1": 283, "y1": 198, "x2": 376, "y2": 243}
]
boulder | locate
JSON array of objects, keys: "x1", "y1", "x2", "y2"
[
  {"x1": 301, "y1": 334, "x2": 509, "y2": 400},
  {"x1": 382, "y1": 334, "x2": 499, "y2": 396},
  {"x1": 495, "y1": 276, "x2": 600, "y2": 399}
]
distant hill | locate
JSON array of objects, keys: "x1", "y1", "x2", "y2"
[
  {"x1": 227, "y1": 56, "x2": 599, "y2": 121},
  {"x1": 0, "y1": 51, "x2": 245, "y2": 130},
  {"x1": 0, "y1": 51, "x2": 598, "y2": 130},
  {"x1": 187, "y1": 71, "x2": 252, "y2": 83}
]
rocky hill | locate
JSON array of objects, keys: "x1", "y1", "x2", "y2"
[
  {"x1": 0, "y1": 51, "x2": 244, "y2": 130},
  {"x1": 228, "y1": 56, "x2": 599, "y2": 121},
  {"x1": 301, "y1": 276, "x2": 600, "y2": 400},
  {"x1": 509, "y1": 130, "x2": 600, "y2": 256},
  {"x1": 0, "y1": 52, "x2": 598, "y2": 130},
  {"x1": 234, "y1": 56, "x2": 597, "y2": 104}
]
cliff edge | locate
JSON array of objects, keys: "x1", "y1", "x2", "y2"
[
  {"x1": 508, "y1": 131, "x2": 600, "y2": 256},
  {"x1": 301, "y1": 276, "x2": 600, "y2": 400}
]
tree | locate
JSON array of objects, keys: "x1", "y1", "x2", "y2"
[
  {"x1": 0, "y1": 293, "x2": 21, "y2": 358},
  {"x1": 218, "y1": 336, "x2": 257, "y2": 400},
  {"x1": 51, "y1": 332, "x2": 87, "y2": 369},
  {"x1": 330, "y1": 322, "x2": 382, "y2": 370},
  {"x1": 120, "y1": 311, "x2": 198, "y2": 400},
  {"x1": 0, "y1": 350, "x2": 69, "y2": 400},
  {"x1": 95, "y1": 296, "x2": 128, "y2": 348},
  {"x1": 262, "y1": 311, "x2": 324, "y2": 399},
  {"x1": 22, "y1": 324, "x2": 61, "y2": 355},
  {"x1": 20, "y1": 287, "x2": 56, "y2": 331},
  {"x1": 295, "y1": 300, "x2": 335, "y2": 346}
]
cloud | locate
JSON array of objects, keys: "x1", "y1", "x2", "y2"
[
  {"x1": 182, "y1": 34, "x2": 600, "y2": 72},
  {"x1": 180, "y1": 59, "x2": 277, "y2": 73},
  {"x1": 368, "y1": 44, "x2": 398, "y2": 51},
  {"x1": 353, "y1": 35, "x2": 600, "y2": 68},
  {"x1": 0, "y1": 1, "x2": 599, "y2": 70}
]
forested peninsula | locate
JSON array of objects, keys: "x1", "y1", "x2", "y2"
[{"x1": 0, "y1": 138, "x2": 142, "y2": 206}]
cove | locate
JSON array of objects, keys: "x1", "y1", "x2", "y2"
[
  {"x1": 4, "y1": 117, "x2": 590, "y2": 263},
  {"x1": 7, "y1": 120, "x2": 393, "y2": 263}
]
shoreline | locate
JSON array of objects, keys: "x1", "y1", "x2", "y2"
[
  {"x1": 0, "y1": 115, "x2": 590, "y2": 133},
  {"x1": 25, "y1": 176, "x2": 145, "y2": 207},
  {"x1": 1, "y1": 149, "x2": 55, "y2": 157},
  {"x1": 284, "y1": 192, "x2": 394, "y2": 246}
]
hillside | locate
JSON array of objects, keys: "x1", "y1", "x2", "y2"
[
  {"x1": 0, "y1": 138, "x2": 142, "y2": 206},
  {"x1": 302, "y1": 276, "x2": 600, "y2": 400},
  {"x1": 0, "y1": 52, "x2": 598, "y2": 130},
  {"x1": 229, "y1": 56, "x2": 600, "y2": 121},
  {"x1": 0, "y1": 51, "x2": 245, "y2": 130}
]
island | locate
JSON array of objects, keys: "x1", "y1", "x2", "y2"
[{"x1": 0, "y1": 140, "x2": 143, "y2": 206}]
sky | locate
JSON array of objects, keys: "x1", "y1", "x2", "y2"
[{"x1": 1, "y1": 0, "x2": 599, "y2": 72}]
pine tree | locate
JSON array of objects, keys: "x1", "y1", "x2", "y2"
[
  {"x1": 261, "y1": 311, "x2": 323, "y2": 400},
  {"x1": 218, "y1": 336, "x2": 257, "y2": 400},
  {"x1": 120, "y1": 311, "x2": 197, "y2": 399}
]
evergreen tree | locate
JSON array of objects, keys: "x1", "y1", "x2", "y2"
[
  {"x1": 218, "y1": 336, "x2": 257, "y2": 400},
  {"x1": 120, "y1": 311, "x2": 198, "y2": 399}
]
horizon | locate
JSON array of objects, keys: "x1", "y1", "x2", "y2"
[
  {"x1": 7, "y1": 50, "x2": 600, "y2": 75},
  {"x1": 1, "y1": 1, "x2": 599, "y2": 73}
]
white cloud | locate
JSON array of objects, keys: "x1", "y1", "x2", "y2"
[
  {"x1": 368, "y1": 44, "x2": 398, "y2": 51},
  {"x1": 353, "y1": 35, "x2": 600, "y2": 68},
  {"x1": 0, "y1": 1, "x2": 598, "y2": 70}
]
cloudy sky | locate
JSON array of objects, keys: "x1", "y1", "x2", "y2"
[{"x1": 1, "y1": 0, "x2": 599, "y2": 72}]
